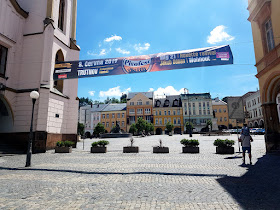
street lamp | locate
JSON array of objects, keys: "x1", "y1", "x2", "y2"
[
  {"x1": 187, "y1": 89, "x2": 192, "y2": 137},
  {"x1": 25, "y1": 90, "x2": 39, "y2": 167}
]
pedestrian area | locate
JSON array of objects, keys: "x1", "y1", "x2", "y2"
[{"x1": 0, "y1": 134, "x2": 279, "y2": 210}]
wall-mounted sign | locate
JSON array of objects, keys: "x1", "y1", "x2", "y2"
[{"x1": 53, "y1": 45, "x2": 233, "y2": 80}]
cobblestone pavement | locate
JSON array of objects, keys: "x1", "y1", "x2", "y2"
[{"x1": 0, "y1": 134, "x2": 279, "y2": 210}]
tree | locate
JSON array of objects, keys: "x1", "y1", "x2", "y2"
[
  {"x1": 185, "y1": 121, "x2": 194, "y2": 134},
  {"x1": 145, "y1": 122, "x2": 154, "y2": 134},
  {"x1": 94, "y1": 122, "x2": 105, "y2": 136},
  {"x1": 129, "y1": 123, "x2": 137, "y2": 135},
  {"x1": 120, "y1": 94, "x2": 127, "y2": 103},
  {"x1": 166, "y1": 121, "x2": 174, "y2": 133},
  {"x1": 111, "y1": 97, "x2": 120, "y2": 103},
  {"x1": 135, "y1": 117, "x2": 146, "y2": 134},
  {"x1": 104, "y1": 97, "x2": 111, "y2": 104},
  {"x1": 79, "y1": 97, "x2": 93, "y2": 107},
  {"x1": 77, "y1": 122, "x2": 85, "y2": 136}
]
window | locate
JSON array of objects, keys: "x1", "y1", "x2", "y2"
[
  {"x1": 159, "y1": 111, "x2": 161, "y2": 115},
  {"x1": 184, "y1": 103, "x2": 187, "y2": 107},
  {"x1": 178, "y1": 118, "x2": 181, "y2": 124},
  {"x1": 97, "y1": 116, "x2": 99, "y2": 120},
  {"x1": 129, "y1": 109, "x2": 135, "y2": 114},
  {"x1": 159, "y1": 118, "x2": 162, "y2": 125},
  {"x1": 155, "y1": 111, "x2": 157, "y2": 116},
  {"x1": 220, "y1": 117, "x2": 223, "y2": 122},
  {"x1": 137, "y1": 109, "x2": 143, "y2": 114},
  {"x1": 224, "y1": 109, "x2": 226, "y2": 113},
  {"x1": 145, "y1": 116, "x2": 151, "y2": 122},
  {"x1": 129, "y1": 116, "x2": 135, "y2": 124},
  {"x1": 112, "y1": 121, "x2": 115, "y2": 126},
  {"x1": 54, "y1": 50, "x2": 64, "y2": 93},
  {"x1": 146, "y1": 101, "x2": 149, "y2": 105},
  {"x1": 193, "y1": 103, "x2": 195, "y2": 108},
  {"x1": 174, "y1": 118, "x2": 176, "y2": 125},
  {"x1": 199, "y1": 110, "x2": 202, "y2": 115},
  {"x1": 130, "y1": 102, "x2": 134, "y2": 105},
  {"x1": 173, "y1": 110, "x2": 176, "y2": 115},
  {"x1": 177, "y1": 110, "x2": 180, "y2": 115},
  {"x1": 122, "y1": 121, "x2": 124, "y2": 126},
  {"x1": 219, "y1": 109, "x2": 221, "y2": 113},
  {"x1": 164, "y1": 118, "x2": 167, "y2": 124},
  {"x1": 137, "y1": 100, "x2": 142, "y2": 105},
  {"x1": 102, "y1": 122, "x2": 105, "y2": 126},
  {"x1": 164, "y1": 111, "x2": 167, "y2": 115},
  {"x1": 174, "y1": 100, "x2": 178, "y2": 106},
  {"x1": 122, "y1": 113, "x2": 124, "y2": 118},
  {"x1": 199, "y1": 102, "x2": 201, "y2": 107},
  {"x1": 207, "y1": 102, "x2": 209, "y2": 107},
  {"x1": 155, "y1": 118, "x2": 158, "y2": 125},
  {"x1": 193, "y1": 110, "x2": 196, "y2": 115},
  {"x1": 203, "y1": 110, "x2": 206, "y2": 115},
  {"x1": 0, "y1": 45, "x2": 8, "y2": 77},
  {"x1": 168, "y1": 110, "x2": 171, "y2": 115},
  {"x1": 58, "y1": 0, "x2": 65, "y2": 31},
  {"x1": 106, "y1": 114, "x2": 109, "y2": 119},
  {"x1": 102, "y1": 114, "x2": 105, "y2": 119},
  {"x1": 106, "y1": 122, "x2": 109, "y2": 127},
  {"x1": 265, "y1": 19, "x2": 275, "y2": 52},
  {"x1": 214, "y1": 109, "x2": 217, "y2": 113},
  {"x1": 117, "y1": 113, "x2": 120, "y2": 118},
  {"x1": 145, "y1": 108, "x2": 151, "y2": 114},
  {"x1": 207, "y1": 110, "x2": 210, "y2": 115},
  {"x1": 112, "y1": 114, "x2": 115, "y2": 118},
  {"x1": 224, "y1": 117, "x2": 227, "y2": 122},
  {"x1": 203, "y1": 102, "x2": 205, "y2": 107}
]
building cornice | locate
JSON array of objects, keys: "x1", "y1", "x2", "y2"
[{"x1": 9, "y1": 0, "x2": 29, "y2": 18}]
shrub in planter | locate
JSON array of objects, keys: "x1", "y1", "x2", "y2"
[
  {"x1": 91, "y1": 140, "x2": 109, "y2": 153},
  {"x1": 153, "y1": 139, "x2": 169, "y2": 153},
  {"x1": 123, "y1": 137, "x2": 139, "y2": 153},
  {"x1": 180, "y1": 139, "x2": 199, "y2": 153},
  {"x1": 214, "y1": 139, "x2": 235, "y2": 154},
  {"x1": 55, "y1": 141, "x2": 74, "y2": 153}
]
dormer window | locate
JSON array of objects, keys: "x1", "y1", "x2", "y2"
[
  {"x1": 156, "y1": 100, "x2": 161, "y2": 107},
  {"x1": 173, "y1": 99, "x2": 178, "y2": 106},
  {"x1": 58, "y1": 0, "x2": 65, "y2": 31},
  {"x1": 164, "y1": 100, "x2": 169, "y2": 107},
  {"x1": 137, "y1": 100, "x2": 142, "y2": 105}
]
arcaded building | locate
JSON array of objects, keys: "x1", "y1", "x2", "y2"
[{"x1": 0, "y1": 0, "x2": 80, "y2": 152}]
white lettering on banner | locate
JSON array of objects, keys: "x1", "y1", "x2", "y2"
[
  {"x1": 85, "y1": 60, "x2": 104, "y2": 67},
  {"x1": 189, "y1": 56, "x2": 210, "y2": 63},
  {"x1": 55, "y1": 69, "x2": 71, "y2": 73},
  {"x1": 78, "y1": 69, "x2": 98, "y2": 76}
]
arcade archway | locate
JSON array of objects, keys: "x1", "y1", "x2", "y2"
[{"x1": 0, "y1": 95, "x2": 13, "y2": 133}]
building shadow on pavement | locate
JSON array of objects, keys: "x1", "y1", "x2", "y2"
[{"x1": 217, "y1": 154, "x2": 280, "y2": 209}]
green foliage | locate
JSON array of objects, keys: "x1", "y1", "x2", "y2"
[
  {"x1": 56, "y1": 141, "x2": 74, "y2": 147},
  {"x1": 129, "y1": 123, "x2": 137, "y2": 135},
  {"x1": 120, "y1": 94, "x2": 127, "y2": 103},
  {"x1": 214, "y1": 139, "x2": 235, "y2": 147},
  {"x1": 146, "y1": 122, "x2": 154, "y2": 133},
  {"x1": 136, "y1": 117, "x2": 146, "y2": 134},
  {"x1": 77, "y1": 122, "x2": 85, "y2": 136},
  {"x1": 92, "y1": 140, "x2": 109, "y2": 147},
  {"x1": 79, "y1": 97, "x2": 93, "y2": 107},
  {"x1": 94, "y1": 122, "x2": 105, "y2": 136},
  {"x1": 180, "y1": 139, "x2": 199, "y2": 147},
  {"x1": 185, "y1": 121, "x2": 194, "y2": 132},
  {"x1": 165, "y1": 121, "x2": 174, "y2": 132}
]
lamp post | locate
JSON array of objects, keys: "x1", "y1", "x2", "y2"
[
  {"x1": 187, "y1": 89, "x2": 192, "y2": 137},
  {"x1": 25, "y1": 90, "x2": 39, "y2": 167}
]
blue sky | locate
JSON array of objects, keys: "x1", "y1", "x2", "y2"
[{"x1": 76, "y1": 0, "x2": 258, "y2": 101}]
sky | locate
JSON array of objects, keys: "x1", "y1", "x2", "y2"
[{"x1": 76, "y1": 0, "x2": 258, "y2": 101}]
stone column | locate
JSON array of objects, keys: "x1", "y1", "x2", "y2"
[{"x1": 262, "y1": 103, "x2": 280, "y2": 152}]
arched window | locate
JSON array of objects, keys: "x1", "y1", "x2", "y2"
[
  {"x1": 58, "y1": 0, "x2": 65, "y2": 31},
  {"x1": 54, "y1": 50, "x2": 64, "y2": 93}
]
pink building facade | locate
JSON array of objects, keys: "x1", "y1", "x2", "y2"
[{"x1": 0, "y1": 0, "x2": 80, "y2": 152}]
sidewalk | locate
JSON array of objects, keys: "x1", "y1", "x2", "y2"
[{"x1": 1, "y1": 134, "x2": 278, "y2": 209}]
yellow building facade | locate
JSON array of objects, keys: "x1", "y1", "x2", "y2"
[
  {"x1": 248, "y1": 0, "x2": 280, "y2": 151},
  {"x1": 100, "y1": 104, "x2": 127, "y2": 133},
  {"x1": 212, "y1": 100, "x2": 229, "y2": 129},
  {"x1": 153, "y1": 96, "x2": 184, "y2": 134}
]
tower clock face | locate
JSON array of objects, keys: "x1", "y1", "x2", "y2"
[{"x1": 232, "y1": 102, "x2": 239, "y2": 109}]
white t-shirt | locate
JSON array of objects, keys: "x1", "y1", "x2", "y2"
[{"x1": 240, "y1": 134, "x2": 251, "y2": 147}]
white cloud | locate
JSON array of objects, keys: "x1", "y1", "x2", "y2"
[
  {"x1": 99, "y1": 86, "x2": 131, "y2": 98},
  {"x1": 207, "y1": 25, "x2": 235, "y2": 44},
  {"x1": 104, "y1": 35, "x2": 122, "y2": 43},
  {"x1": 134, "y1": 43, "x2": 150, "y2": 53},
  {"x1": 87, "y1": 48, "x2": 111, "y2": 57},
  {"x1": 116, "y1": 47, "x2": 130, "y2": 55},
  {"x1": 152, "y1": 86, "x2": 185, "y2": 98},
  {"x1": 148, "y1": 88, "x2": 154, "y2": 92},
  {"x1": 89, "y1": 91, "x2": 95, "y2": 96}
]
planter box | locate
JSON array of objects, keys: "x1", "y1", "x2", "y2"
[
  {"x1": 123, "y1": 146, "x2": 139, "y2": 153},
  {"x1": 216, "y1": 146, "x2": 234, "y2": 154},
  {"x1": 182, "y1": 147, "x2": 199, "y2": 153},
  {"x1": 91, "y1": 147, "x2": 107, "y2": 153},
  {"x1": 153, "y1": 147, "x2": 169, "y2": 153},
  {"x1": 55, "y1": 146, "x2": 72, "y2": 153}
]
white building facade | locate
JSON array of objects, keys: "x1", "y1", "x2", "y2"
[
  {"x1": 0, "y1": 0, "x2": 80, "y2": 152},
  {"x1": 181, "y1": 93, "x2": 213, "y2": 132},
  {"x1": 245, "y1": 90, "x2": 264, "y2": 128}
]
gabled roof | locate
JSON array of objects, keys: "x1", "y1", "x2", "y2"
[
  {"x1": 212, "y1": 100, "x2": 227, "y2": 106},
  {"x1": 127, "y1": 92, "x2": 154, "y2": 100},
  {"x1": 102, "y1": 103, "x2": 127, "y2": 112}
]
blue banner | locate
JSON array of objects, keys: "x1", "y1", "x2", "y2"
[{"x1": 54, "y1": 45, "x2": 233, "y2": 80}]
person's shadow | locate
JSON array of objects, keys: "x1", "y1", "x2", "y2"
[{"x1": 217, "y1": 154, "x2": 280, "y2": 209}]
